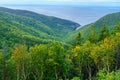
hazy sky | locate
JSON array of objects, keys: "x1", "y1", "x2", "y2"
[{"x1": 0, "y1": 0, "x2": 120, "y2": 4}]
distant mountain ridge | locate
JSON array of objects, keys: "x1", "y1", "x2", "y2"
[
  {"x1": 0, "y1": 7, "x2": 80, "y2": 29},
  {"x1": 93, "y1": 12, "x2": 120, "y2": 29},
  {"x1": 0, "y1": 7, "x2": 80, "y2": 47}
]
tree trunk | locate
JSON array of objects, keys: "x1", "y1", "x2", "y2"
[
  {"x1": 22, "y1": 62, "x2": 27, "y2": 80},
  {"x1": 55, "y1": 69, "x2": 58, "y2": 80},
  {"x1": 86, "y1": 63, "x2": 92, "y2": 80},
  {"x1": 107, "y1": 64, "x2": 110, "y2": 74},
  {"x1": 88, "y1": 64, "x2": 92, "y2": 80},
  {"x1": 17, "y1": 70, "x2": 20, "y2": 80},
  {"x1": 106, "y1": 58, "x2": 110, "y2": 74},
  {"x1": 40, "y1": 71, "x2": 43, "y2": 80}
]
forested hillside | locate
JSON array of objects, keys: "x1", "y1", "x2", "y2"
[
  {"x1": 0, "y1": 7, "x2": 120, "y2": 80},
  {"x1": 66, "y1": 12, "x2": 120, "y2": 44},
  {"x1": 0, "y1": 7, "x2": 80, "y2": 48}
]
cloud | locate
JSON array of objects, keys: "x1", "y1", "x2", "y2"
[{"x1": 0, "y1": 0, "x2": 119, "y2": 4}]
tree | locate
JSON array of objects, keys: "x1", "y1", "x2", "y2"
[
  {"x1": 0, "y1": 52, "x2": 3, "y2": 80},
  {"x1": 113, "y1": 32, "x2": 120, "y2": 70},
  {"x1": 91, "y1": 37, "x2": 116, "y2": 74},
  {"x1": 91, "y1": 44, "x2": 103, "y2": 70},
  {"x1": 95, "y1": 68, "x2": 107, "y2": 80},
  {"x1": 114, "y1": 22, "x2": 120, "y2": 33},
  {"x1": 72, "y1": 45, "x2": 85, "y2": 79},
  {"x1": 88, "y1": 28, "x2": 98, "y2": 43},
  {"x1": 82, "y1": 41, "x2": 94, "y2": 80},
  {"x1": 96, "y1": 69, "x2": 120, "y2": 80},
  {"x1": 72, "y1": 41, "x2": 94, "y2": 80},
  {"x1": 2, "y1": 41, "x2": 8, "y2": 80},
  {"x1": 12, "y1": 44, "x2": 30, "y2": 80},
  {"x1": 29, "y1": 44, "x2": 48, "y2": 80},
  {"x1": 101, "y1": 37, "x2": 116, "y2": 73},
  {"x1": 46, "y1": 42, "x2": 65, "y2": 80},
  {"x1": 6, "y1": 58, "x2": 17, "y2": 80},
  {"x1": 99, "y1": 26, "x2": 109, "y2": 41},
  {"x1": 62, "y1": 50, "x2": 72, "y2": 80},
  {"x1": 76, "y1": 32, "x2": 82, "y2": 45}
]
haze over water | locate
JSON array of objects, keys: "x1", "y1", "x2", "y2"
[{"x1": 2, "y1": 5, "x2": 120, "y2": 26}]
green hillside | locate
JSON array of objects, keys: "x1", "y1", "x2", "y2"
[
  {"x1": 0, "y1": 7, "x2": 80, "y2": 47},
  {"x1": 93, "y1": 12, "x2": 120, "y2": 29},
  {"x1": 0, "y1": 7, "x2": 120, "y2": 80},
  {"x1": 0, "y1": 7, "x2": 80, "y2": 37},
  {"x1": 66, "y1": 12, "x2": 120, "y2": 43}
]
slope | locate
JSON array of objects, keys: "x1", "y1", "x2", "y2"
[
  {"x1": 0, "y1": 7, "x2": 80, "y2": 39},
  {"x1": 66, "y1": 12, "x2": 120, "y2": 43},
  {"x1": 0, "y1": 7, "x2": 80, "y2": 47}
]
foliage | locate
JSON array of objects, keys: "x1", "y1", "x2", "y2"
[
  {"x1": 66, "y1": 12, "x2": 120, "y2": 43},
  {"x1": 72, "y1": 77, "x2": 81, "y2": 80},
  {"x1": 0, "y1": 7, "x2": 120, "y2": 80},
  {"x1": 0, "y1": 7, "x2": 79, "y2": 47},
  {"x1": 96, "y1": 69, "x2": 120, "y2": 80}
]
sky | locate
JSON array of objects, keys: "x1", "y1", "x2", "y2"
[{"x1": 0, "y1": 0, "x2": 120, "y2": 5}]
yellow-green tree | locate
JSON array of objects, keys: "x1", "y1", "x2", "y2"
[
  {"x1": 12, "y1": 44, "x2": 30, "y2": 80},
  {"x1": 72, "y1": 45, "x2": 84, "y2": 78},
  {"x1": 101, "y1": 37, "x2": 116, "y2": 73},
  {"x1": 72, "y1": 41, "x2": 94, "y2": 80},
  {"x1": 91, "y1": 37, "x2": 116, "y2": 74}
]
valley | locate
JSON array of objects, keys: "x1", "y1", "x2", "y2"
[{"x1": 0, "y1": 7, "x2": 120, "y2": 80}]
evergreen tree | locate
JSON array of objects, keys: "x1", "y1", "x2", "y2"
[
  {"x1": 99, "y1": 26, "x2": 109, "y2": 41},
  {"x1": 76, "y1": 32, "x2": 82, "y2": 45},
  {"x1": 88, "y1": 28, "x2": 98, "y2": 43}
]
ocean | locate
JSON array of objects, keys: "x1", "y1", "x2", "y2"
[{"x1": 2, "y1": 5, "x2": 120, "y2": 26}]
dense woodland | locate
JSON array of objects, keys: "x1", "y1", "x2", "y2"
[
  {"x1": 0, "y1": 7, "x2": 120, "y2": 80},
  {"x1": 0, "y1": 7, "x2": 80, "y2": 48}
]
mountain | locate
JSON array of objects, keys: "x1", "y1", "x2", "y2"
[
  {"x1": 0, "y1": 7, "x2": 80, "y2": 47},
  {"x1": 93, "y1": 12, "x2": 120, "y2": 30},
  {"x1": 1, "y1": 7, "x2": 119, "y2": 47},
  {"x1": 66, "y1": 12, "x2": 120, "y2": 43}
]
